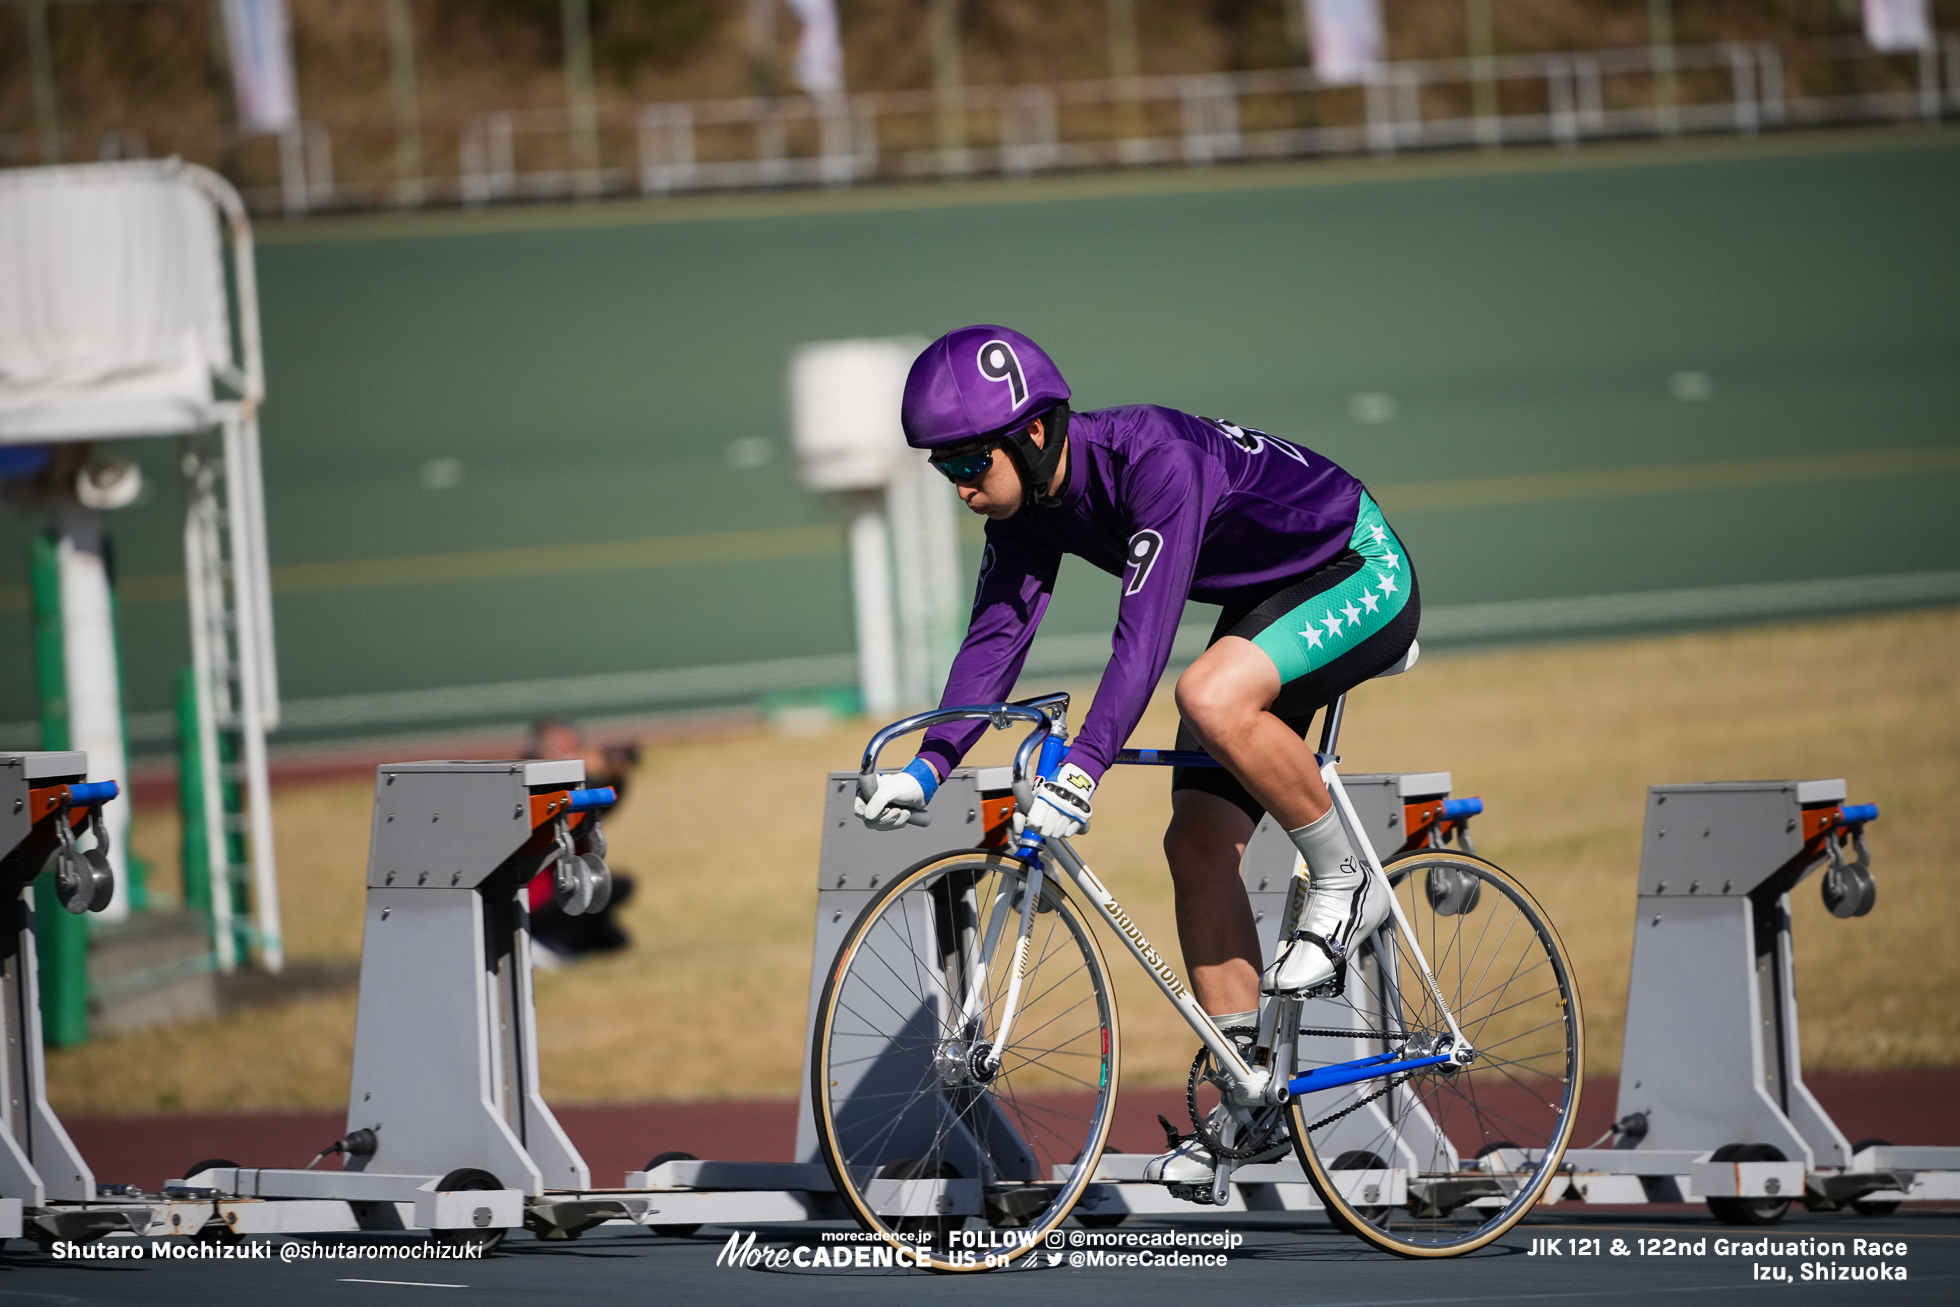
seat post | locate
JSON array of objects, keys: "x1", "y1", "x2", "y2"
[{"x1": 1316, "y1": 694, "x2": 1347, "y2": 758}]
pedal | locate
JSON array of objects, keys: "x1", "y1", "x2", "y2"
[{"x1": 1165, "y1": 1183, "x2": 1216, "y2": 1206}]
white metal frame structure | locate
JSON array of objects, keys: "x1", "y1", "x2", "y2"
[{"x1": 0, "y1": 159, "x2": 283, "y2": 972}]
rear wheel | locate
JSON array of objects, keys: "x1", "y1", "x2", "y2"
[
  {"x1": 1289, "y1": 850, "x2": 1583, "y2": 1257},
  {"x1": 813, "y1": 851, "x2": 1119, "y2": 1272}
]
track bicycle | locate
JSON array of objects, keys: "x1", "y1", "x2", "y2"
[{"x1": 810, "y1": 661, "x2": 1583, "y2": 1268}]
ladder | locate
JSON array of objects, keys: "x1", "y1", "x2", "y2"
[{"x1": 178, "y1": 170, "x2": 283, "y2": 975}]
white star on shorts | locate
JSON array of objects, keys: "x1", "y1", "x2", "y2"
[
  {"x1": 1301, "y1": 627, "x2": 1324, "y2": 650},
  {"x1": 1382, "y1": 549, "x2": 1401, "y2": 571},
  {"x1": 1379, "y1": 574, "x2": 1398, "y2": 596},
  {"x1": 1322, "y1": 613, "x2": 1344, "y2": 637},
  {"x1": 1370, "y1": 524, "x2": 1386, "y2": 544},
  {"x1": 1359, "y1": 590, "x2": 1380, "y2": 613},
  {"x1": 1341, "y1": 601, "x2": 1362, "y2": 625}
]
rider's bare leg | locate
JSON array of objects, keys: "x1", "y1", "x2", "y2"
[
  {"x1": 1173, "y1": 638, "x2": 1329, "y2": 829},
  {"x1": 1162, "y1": 790, "x2": 1262, "y2": 1016},
  {"x1": 1175, "y1": 636, "x2": 1383, "y2": 996}
]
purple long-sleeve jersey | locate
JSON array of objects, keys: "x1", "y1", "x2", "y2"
[{"x1": 915, "y1": 405, "x2": 1366, "y2": 784}]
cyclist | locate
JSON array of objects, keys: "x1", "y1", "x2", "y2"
[{"x1": 855, "y1": 325, "x2": 1419, "y2": 1189}]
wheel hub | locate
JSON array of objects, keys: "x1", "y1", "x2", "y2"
[{"x1": 933, "y1": 1039, "x2": 1000, "y2": 1086}]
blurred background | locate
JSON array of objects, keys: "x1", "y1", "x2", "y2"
[{"x1": 0, "y1": 2, "x2": 1953, "y2": 1159}]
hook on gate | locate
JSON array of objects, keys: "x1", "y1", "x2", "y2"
[
  {"x1": 50, "y1": 789, "x2": 117, "y2": 915},
  {"x1": 1821, "y1": 805, "x2": 1877, "y2": 919}
]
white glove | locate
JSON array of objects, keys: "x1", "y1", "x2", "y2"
[
  {"x1": 1016, "y1": 761, "x2": 1096, "y2": 840},
  {"x1": 855, "y1": 759, "x2": 939, "y2": 831}
]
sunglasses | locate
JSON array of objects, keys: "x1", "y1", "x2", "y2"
[{"x1": 928, "y1": 441, "x2": 1001, "y2": 485}]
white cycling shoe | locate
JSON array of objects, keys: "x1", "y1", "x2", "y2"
[{"x1": 1260, "y1": 857, "x2": 1391, "y2": 997}]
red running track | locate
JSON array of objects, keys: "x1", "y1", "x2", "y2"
[{"x1": 67, "y1": 1069, "x2": 1958, "y2": 1193}]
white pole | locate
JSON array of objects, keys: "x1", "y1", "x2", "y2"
[
  {"x1": 917, "y1": 461, "x2": 963, "y2": 695},
  {"x1": 53, "y1": 501, "x2": 131, "y2": 921},
  {"x1": 850, "y1": 504, "x2": 899, "y2": 718},
  {"x1": 183, "y1": 459, "x2": 238, "y2": 972},
  {"x1": 886, "y1": 460, "x2": 964, "y2": 709},
  {"x1": 887, "y1": 467, "x2": 929, "y2": 709},
  {"x1": 224, "y1": 413, "x2": 283, "y2": 973},
  {"x1": 238, "y1": 413, "x2": 281, "y2": 726}
]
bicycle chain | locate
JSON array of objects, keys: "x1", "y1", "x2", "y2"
[
  {"x1": 1186, "y1": 1029, "x2": 1287, "y2": 1162},
  {"x1": 1300, "y1": 1072, "x2": 1414, "y2": 1135}
]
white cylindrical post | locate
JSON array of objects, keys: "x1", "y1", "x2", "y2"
[
  {"x1": 850, "y1": 506, "x2": 899, "y2": 718},
  {"x1": 53, "y1": 501, "x2": 131, "y2": 921},
  {"x1": 787, "y1": 335, "x2": 930, "y2": 719},
  {"x1": 886, "y1": 458, "x2": 964, "y2": 709}
]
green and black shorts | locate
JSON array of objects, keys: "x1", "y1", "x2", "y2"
[{"x1": 1172, "y1": 491, "x2": 1420, "y2": 823}]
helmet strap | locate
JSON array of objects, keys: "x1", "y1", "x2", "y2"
[{"x1": 1001, "y1": 404, "x2": 1070, "y2": 510}]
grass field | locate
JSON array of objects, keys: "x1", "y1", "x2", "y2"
[{"x1": 51, "y1": 604, "x2": 1960, "y2": 1116}]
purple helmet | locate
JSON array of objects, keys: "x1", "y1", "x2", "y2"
[{"x1": 901, "y1": 325, "x2": 1071, "y2": 450}]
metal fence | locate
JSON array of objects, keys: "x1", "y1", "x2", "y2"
[{"x1": 3, "y1": 35, "x2": 1953, "y2": 215}]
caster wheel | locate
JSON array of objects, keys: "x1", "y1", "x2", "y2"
[
  {"x1": 1705, "y1": 1144, "x2": 1791, "y2": 1225},
  {"x1": 431, "y1": 1167, "x2": 508, "y2": 1254}
]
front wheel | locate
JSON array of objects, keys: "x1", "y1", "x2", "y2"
[
  {"x1": 812, "y1": 851, "x2": 1120, "y2": 1272},
  {"x1": 1288, "y1": 850, "x2": 1584, "y2": 1257}
]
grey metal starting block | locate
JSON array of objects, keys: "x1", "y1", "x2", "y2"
[
  {"x1": 1555, "y1": 779, "x2": 1960, "y2": 1220},
  {"x1": 164, "y1": 760, "x2": 670, "y2": 1244},
  {"x1": 0, "y1": 752, "x2": 153, "y2": 1249},
  {"x1": 16, "y1": 758, "x2": 750, "y2": 1249}
]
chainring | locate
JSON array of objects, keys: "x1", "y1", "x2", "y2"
[{"x1": 1186, "y1": 1027, "x2": 1287, "y2": 1162}]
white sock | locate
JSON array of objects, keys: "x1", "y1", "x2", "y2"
[
  {"x1": 1279, "y1": 810, "x2": 1367, "y2": 946},
  {"x1": 1285, "y1": 809, "x2": 1360, "y2": 887}
]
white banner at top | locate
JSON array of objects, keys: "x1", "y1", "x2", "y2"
[
  {"x1": 1308, "y1": 0, "x2": 1385, "y2": 86},
  {"x1": 786, "y1": 0, "x2": 845, "y2": 96},
  {"x1": 1863, "y1": 0, "x2": 1933, "y2": 52},
  {"x1": 222, "y1": 0, "x2": 299, "y2": 134}
]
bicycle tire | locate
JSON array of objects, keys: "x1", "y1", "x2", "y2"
[
  {"x1": 812, "y1": 850, "x2": 1120, "y2": 1272},
  {"x1": 1287, "y1": 849, "x2": 1583, "y2": 1257}
]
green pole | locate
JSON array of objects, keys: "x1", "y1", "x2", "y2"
[
  {"x1": 220, "y1": 731, "x2": 249, "y2": 962},
  {"x1": 176, "y1": 666, "x2": 213, "y2": 922},
  {"x1": 104, "y1": 537, "x2": 146, "y2": 912},
  {"x1": 29, "y1": 533, "x2": 88, "y2": 1048}
]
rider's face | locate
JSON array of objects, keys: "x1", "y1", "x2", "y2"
[{"x1": 943, "y1": 419, "x2": 1042, "y2": 521}]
